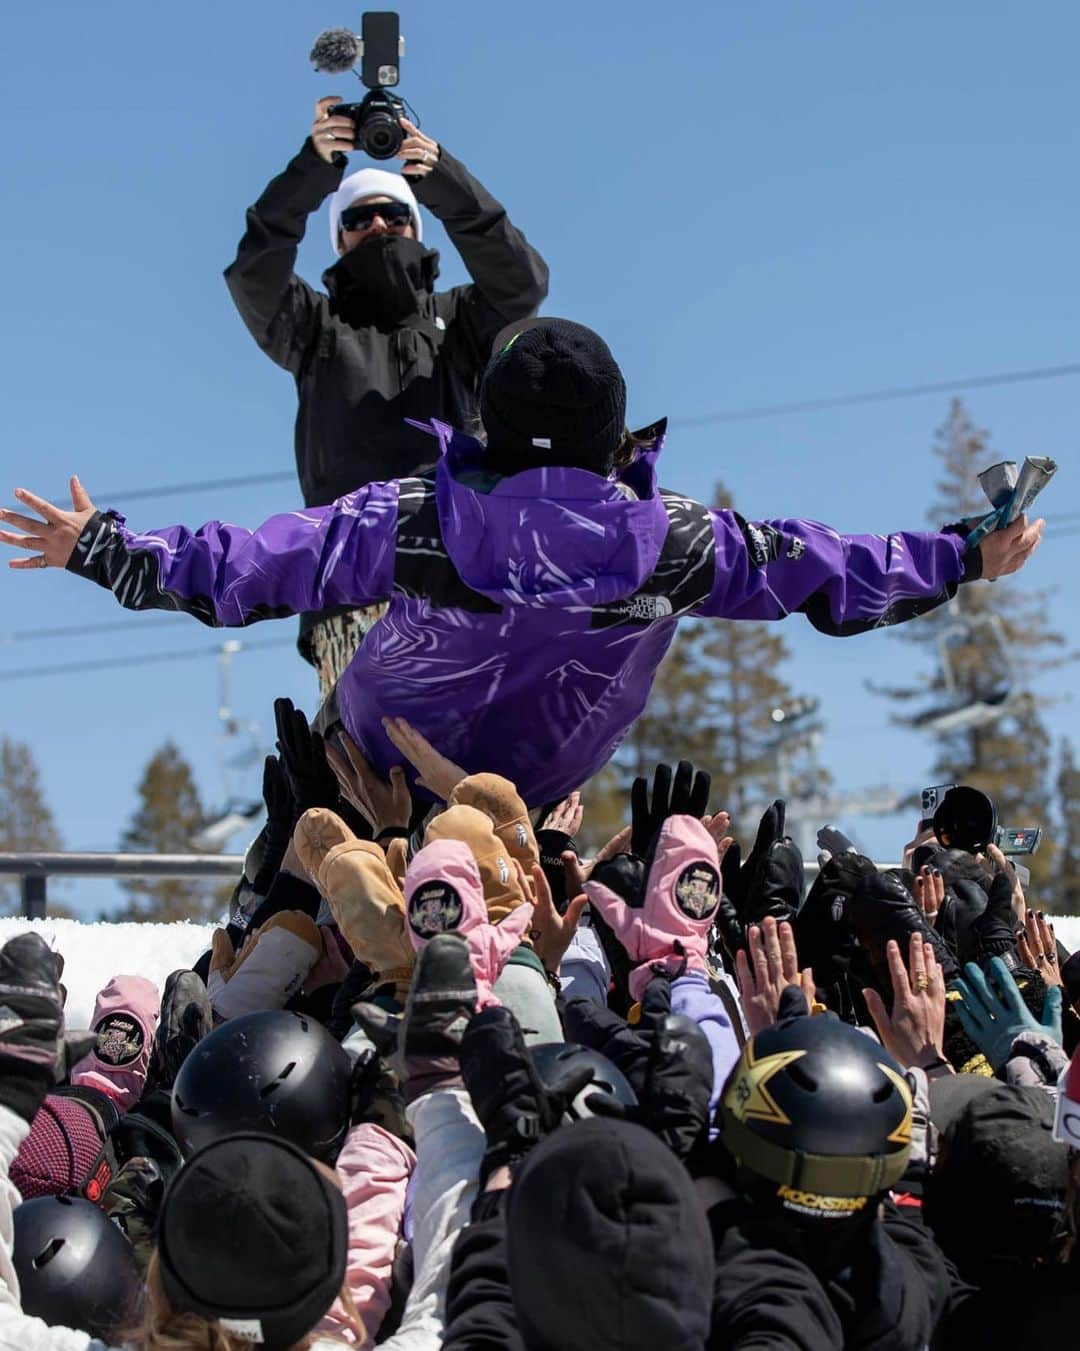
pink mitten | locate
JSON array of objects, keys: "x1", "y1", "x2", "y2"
[
  {"x1": 404, "y1": 839, "x2": 534, "y2": 1008},
  {"x1": 71, "y1": 974, "x2": 160, "y2": 1112},
  {"x1": 586, "y1": 815, "x2": 721, "y2": 1002}
]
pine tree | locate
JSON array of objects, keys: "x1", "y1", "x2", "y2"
[
  {"x1": 874, "y1": 400, "x2": 1069, "y2": 894},
  {"x1": 579, "y1": 482, "x2": 818, "y2": 846},
  {"x1": 0, "y1": 739, "x2": 61, "y2": 912},
  {"x1": 117, "y1": 742, "x2": 218, "y2": 922},
  {"x1": 1055, "y1": 740, "x2": 1080, "y2": 916}
]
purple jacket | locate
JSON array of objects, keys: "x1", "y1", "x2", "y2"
[{"x1": 68, "y1": 422, "x2": 972, "y2": 805}]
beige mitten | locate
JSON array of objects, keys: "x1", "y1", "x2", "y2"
[
  {"x1": 207, "y1": 911, "x2": 322, "y2": 1020},
  {"x1": 424, "y1": 803, "x2": 529, "y2": 924},
  {"x1": 449, "y1": 773, "x2": 539, "y2": 871}
]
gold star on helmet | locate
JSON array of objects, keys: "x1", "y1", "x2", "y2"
[
  {"x1": 878, "y1": 1063, "x2": 914, "y2": 1147},
  {"x1": 726, "y1": 1045, "x2": 808, "y2": 1126}
]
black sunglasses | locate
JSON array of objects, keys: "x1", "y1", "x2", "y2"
[{"x1": 339, "y1": 200, "x2": 413, "y2": 232}]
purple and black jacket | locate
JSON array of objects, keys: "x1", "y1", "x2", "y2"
[{"x1": 68, "y1": 422, "x2": 974, "y2": 805}]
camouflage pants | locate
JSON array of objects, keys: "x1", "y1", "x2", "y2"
[{"x1": 309, "y1": 604, "x2": 389, "y2": 701}]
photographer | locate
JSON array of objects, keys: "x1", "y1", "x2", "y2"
[{"x1": 225, "y1": 96, "x2": 550, "y2": 693}]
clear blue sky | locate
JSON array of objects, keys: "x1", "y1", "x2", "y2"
[{"x1": 1, "y1": 0, "x2": 1077, "y2": 915}]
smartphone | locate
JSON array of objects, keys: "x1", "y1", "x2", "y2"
[
  {"x1": 996, "y1": 826, "x2": 1042, "y2": 856},
  {"x1": 921, "y1": 784, "x2": 957, "y2": 816},
  {"x1": 361, "y1": 11, "x2": 401, "y2": 87}
]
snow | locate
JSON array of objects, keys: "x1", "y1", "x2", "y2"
[{"x1": 1, "y1": 914, "x2": 1078, "y2": 1032}]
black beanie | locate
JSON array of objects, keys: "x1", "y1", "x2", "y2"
[
  {"x1": 157, "y1": 1133, "x2": 347, "y2": 1351},
  {"x1": 480, "y1": 318, "x2": 627, "y2": 476}
]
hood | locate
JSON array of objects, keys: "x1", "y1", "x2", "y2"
[
  {"x1": 506, "y1": 1118, "x2": 714, "y2": 1351},
  {"x1": 421, "y1": 421, "x2": 671, "y2": 608}
]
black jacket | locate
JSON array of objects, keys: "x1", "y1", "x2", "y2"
[
  {"x1": 225, "y1": 139, "x2": 549, "y2": 507},
  {"x1": 225, "y1": 140, "x2": 548, "y2": 647}
]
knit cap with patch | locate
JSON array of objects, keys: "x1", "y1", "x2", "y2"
[{"x1": 424, "y1": 804, "x2": 527, "y2": 922}]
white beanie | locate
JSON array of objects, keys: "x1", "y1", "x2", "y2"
[{"x1": 328, "y1": 168, "x2": 422, "y2": 250}]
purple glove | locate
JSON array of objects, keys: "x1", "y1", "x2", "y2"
[{"x1": 587, "y1": 815, "x2": 722, "y2": 1003}]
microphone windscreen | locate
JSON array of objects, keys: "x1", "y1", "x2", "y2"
[{"x1": 310, "y1": 28, "x2": 361, "y2": 74}]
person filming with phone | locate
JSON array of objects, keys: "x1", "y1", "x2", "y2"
[{"x1": 224, "y1": 16, "x2": 549, "y2": 695}]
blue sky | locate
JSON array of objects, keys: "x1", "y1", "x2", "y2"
[{"x1": 1, "y1": 0, "x2": 1077, "y2": 915}]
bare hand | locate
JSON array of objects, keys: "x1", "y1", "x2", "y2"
[
  {"x1": 912, "y1": 865, "x2": 944, "y2": 928},
  {"x1": 326, "y1": 730, "x2": 411, "y2": 833},
  {"x1": 397, "y1": 116, "x2": 440, "y2": 178},
  {"x1": 1016, "y1": 909, "x2": 1063, "y2": 989},
  {"x1": 0, "y1": 477, "x2": 95, "y2": 570},
  {"x1": 382, "y1": 716, "x2": 467, "y2": 800},
  {"x1": 516, "y1": 860, "x2": 587, "y2": 975},
  {"x1": 977, "y1": 513, "x2": 1043, "y2": 580},
  {"x1": 310, "y1": 94, "x2": 356, "y2": 162},
  {"x1": 862, "y1": 934, "x2": 948, "y2": 1071},
  {"x1": 563, "y1": 824, "x2": 632, "y2": 893},
  {"x1": 902, "y1": 819, "x2": 936, "y2": 871},
  {"x1": 540, "y1": 792, "x2": 583, "y2": 836},
  {"x1": 735, "y1": 917, "x2": 816, "y2": 1036}
]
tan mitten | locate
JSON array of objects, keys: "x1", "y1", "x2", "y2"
[
  {"x1": 424, "y1": 803, "x2": 528, "y2": 924},
  {"x1": 449, "y1": 773, "x2": 539, "y2": 870}
]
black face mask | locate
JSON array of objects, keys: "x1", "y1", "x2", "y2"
[{"x1": 326, "y1": 234, "x2": 438, "y2": 328}]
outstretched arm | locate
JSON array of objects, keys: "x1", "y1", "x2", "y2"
[
  {"x1": 0, "y1": 476, "x2": 400, "y2": 627},
  {"x1": 696, "y1": 509, "x2": 1042, "y2": 634}
]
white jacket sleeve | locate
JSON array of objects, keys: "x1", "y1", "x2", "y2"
[
  {"x1": 377, "y1": 1087, "x2": 485, "y2": 1351},
  {"x1": 0, "y1": 1105, "x2": 118, "y2": 1351}
]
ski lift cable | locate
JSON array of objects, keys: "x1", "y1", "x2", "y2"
[{"x1": 0, "y1": 636, "x2": 294, "y2": 683}]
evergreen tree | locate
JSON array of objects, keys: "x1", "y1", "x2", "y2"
[
  {"x1": 874, "y1": 400, "x2": 1069, "y2": 894},
  {"x1": 579, "y1": 482, "x2": 818, "y2": 846},
  {"x1": 1055, "y1": 740, "x2": 1080, "y2": 916},
  {"x1": 0, "y1": 738, "x2": 61, "y2": 912},
  {"x1": 118, "y1": 742, "x2": 218, "y2": 922}
]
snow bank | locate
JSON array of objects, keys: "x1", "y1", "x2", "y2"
[
  {"x1": 1, "y1": 915, "x2": 1078, "y2": 1032},
  {"x1": 0, "y1": 918, "x2": 214, "y2": 1029}
]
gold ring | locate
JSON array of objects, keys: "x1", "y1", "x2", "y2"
[{"x1": 914, "y1": 974, "x2": 931, "y2": 992}]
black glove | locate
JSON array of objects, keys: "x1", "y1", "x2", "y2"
[
  {"x1": 971, "y1": 870, "x2": 1021, "y2": 962},
  {"x1": 460, "y1": 1006, "x2": 595, "y2": 1176},
  {"x1": 565, "y1": 974, "x2": 714, "y2": 1163},
  {"x1": 144, "y1": 969, "x2": 213, "y2": 1095},
  {"x1": 274, "y1": 697, "x2": 341, "y2": 816},
  {"x1": 630, "y1": 761, "x2": 711, "y2": 858},
  {"x1": 793, "y1": 850, "x2": 876, "y2": 988},
  {"x1": 0, "y1": 934, "x2": 92, "y2": 1124},
  {"x1": 850, "y1": 871, "x2": 960, "y2": 994},
  {"x1": 721, "y1": 799, "x2": 797, "y2": 924},
  {"x1": 250, "y1": 754, "x2": 298, "y2": 895}
]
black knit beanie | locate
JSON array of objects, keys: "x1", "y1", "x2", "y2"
[{"x1": 480, "y1": 318, "x2": 627, "y2": 476}]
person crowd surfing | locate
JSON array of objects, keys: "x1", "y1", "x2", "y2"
[
  {"x1": 0, "y1": 318, "x2": 1042, "y2": 808},
  {"x1": 225, "y1": 95, "x2": 548, "y2": 696},
  {"x1": 0, "y1": 742, "x2": 1076, "y2": 1349}
]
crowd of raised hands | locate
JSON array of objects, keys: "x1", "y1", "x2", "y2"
[{"x1": 0, "y1": 695, "x2": 1077, "y2": 1350}]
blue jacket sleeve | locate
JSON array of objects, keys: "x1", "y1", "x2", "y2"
[
  {"x1": 65, "y1": 481, "x2": 400, "y2": 627},
  {"x1": 697, "y1": 511, "x2": 973, "y2": 635}
]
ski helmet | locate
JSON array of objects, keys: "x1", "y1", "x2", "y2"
[
  {"x1": 172, "y1": 1010, "x2": 352, "y2": 1162},
  {"x1": 717, "y1": 1013, "x2": 912, "y2": 1205},
  {"x1": 529, "y1": 1043, "x2": 638, "y2": 1120},
  {"x1": 13, "y1": 1194, "x2": 140, "y2": 1339}
]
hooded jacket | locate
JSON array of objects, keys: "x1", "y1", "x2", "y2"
[
  {"x1": 66, "y1": 423, "x2": 975, "y2": 807},
  {"x1": 225, "y1": 139, "x2": 548, "y2": 653}
]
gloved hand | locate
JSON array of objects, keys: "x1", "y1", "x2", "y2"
[
  {"x1": 793, "y1": 850, "x2": 876, "y2": 988},
  {"x1": 630, "y1": 761, "x2": 711, "y2": 858},
  {"x1": 954, "y1": 955, "x2": 1063, "y2": 1071},
  {"x1": 144, "y1": 969, "x2": 213, "y2": 1095},
  {"x1": 564, "y1": 974, "x2": 714, "y2": 1162},
  {"x1": 588, "y1": 815, "x2": 722, "y2": 1002},
  {"x1": 274, "y1": 697, "x2": 341, "y2": 816},
  {"x1": 251, "y1": 755, "x2": 298, "y2": 895},
  {"x1": 720, "y1": 800, "x2": 802, "y2": 927},
  {"x1": 0, "y1": 934, "x2": 94, "y2": 1124},
  {"x1": 970, "y1": 871, "x2": 1021, "y2": 961},
  {"x1": 461, "y1": 1005, "x2": 595, "y2": 1177},
  {"x1": 850, "y1": 871, "x2": 960, "y2": 994},
  {"x1": 404, "y1": 839, "x2": 533, "y2": 1008}
]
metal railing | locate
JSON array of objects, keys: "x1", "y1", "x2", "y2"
[{"x1": 0, "y1": 853, "x2": 246, "y2": 918}]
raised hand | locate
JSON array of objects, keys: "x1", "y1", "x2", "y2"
[
  {"x1": 735, "y1": 917, "x2": 816, "y2": 1035},
  {"x1": 382, "y1": 715, "x2": 467, "y2": 800},
  {"x1": 326, "y1": 729, "x2": 411, "y2": 834},
  {"x1": 0, "y1": 477, "x2": 96, "y2": 570},
  {"x1": 862, "y1": 934, "x2": 948, "y2": 1072}
]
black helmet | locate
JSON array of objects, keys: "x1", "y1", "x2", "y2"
[
  {"x1": 529, "y1": 1042, "x2": 638, "y2": 1119},
  {"x1": 172, "y1": 1010, "x2": 352, "y2": 1162},
  {"x1": 13, "y1": 1195, "x2": 140, "y2": 1339},
  {"x1": 717, "y1": 1013, "x2": 912, "y2": 1204}
]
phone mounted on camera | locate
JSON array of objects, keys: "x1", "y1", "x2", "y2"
[
  {"x1": 310, "y1": 12, "x2": 419, "y2": 160},
  {"x1": 923, "y1": 784, "x2": 1043, "y2": 857}
]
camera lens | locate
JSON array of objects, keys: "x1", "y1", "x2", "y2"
[{"x1": 361, "y1": 112, "x2": 404, "y2": 160}]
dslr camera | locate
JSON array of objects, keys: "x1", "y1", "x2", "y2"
[{"x1": 311, "y1": 12, "x2": 412, "y2": 160}]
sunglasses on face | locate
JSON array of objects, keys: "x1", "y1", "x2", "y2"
[{"x1": 339, "y1": 201, "x2": 413, "y2": 232}]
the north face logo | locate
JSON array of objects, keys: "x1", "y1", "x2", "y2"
[{"x1": 615, "y1": 594, "x2": 674, "y2": 622}]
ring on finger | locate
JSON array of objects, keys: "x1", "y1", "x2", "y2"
[{"x1": 913, "y1": 974, "x2": 931, "y2": 992}]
